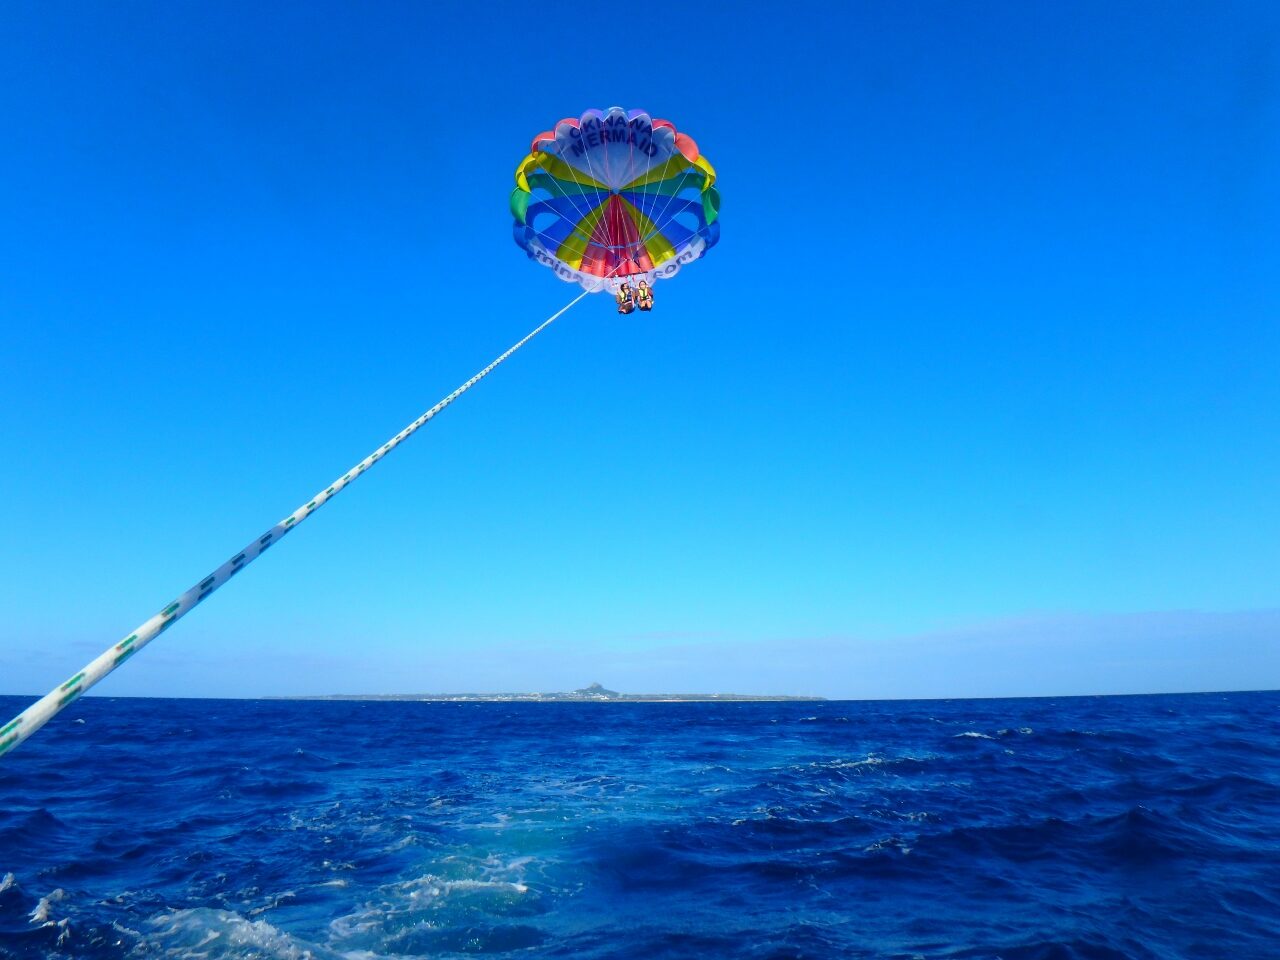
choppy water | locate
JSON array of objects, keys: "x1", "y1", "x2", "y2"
[{"x1": 1, "y1": 692, "x2": 1278, "y2": 959}]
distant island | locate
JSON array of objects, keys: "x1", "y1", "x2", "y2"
[{"x1": 276, "y1": 682, "x2": 824, "y2": 703}]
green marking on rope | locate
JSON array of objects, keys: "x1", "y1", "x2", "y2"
[
  {"x1": 0, "y1": 735, "x2": 17, "y2": 757},
  {"x1": 326, "y1": 487, "x2": 335, "y2": 495},
  {"x1": 116, "y1": 634, "x2": 138, "y2": 652},
  {"x1": 0, "y1": 718, "x2": 21, "y2": 737},
  {"x1": 285, "y1": 517, "x2": 296, "y2": 527},
  {"x1": 61, "y1": 672, "x2": 86, "y2": 692},
  {"x1": 162, "y1": 602, "x2": 180, "y2": 617},
  {"x1": 114, "y1": 648, "x2": 136, "y2": 666},
  {"x1": 58, "y1": 688, "x2": 81, "y2": 707},
  {"x1": 306, "y1": 501, "x2": 317, "y2": 511}
]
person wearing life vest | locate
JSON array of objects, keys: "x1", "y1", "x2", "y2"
[
  {"x1": 616, "y1": 281, "x2": 635, "y2": 314},
  {"x1": 636, "y1": 280, "x2": 654, "y2": 312}
]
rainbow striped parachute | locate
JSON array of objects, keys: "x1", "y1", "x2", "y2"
[{"x1": 511, "y1": 107, "x2": 719, "y2": 293}]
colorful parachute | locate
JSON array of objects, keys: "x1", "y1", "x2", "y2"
[{"x1": 511, "y1": 107, "x2": 719, "y2": 292}]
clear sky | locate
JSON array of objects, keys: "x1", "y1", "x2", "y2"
[{"x1": 2, "y1": 2, "x2": 1277, "y2": 701}]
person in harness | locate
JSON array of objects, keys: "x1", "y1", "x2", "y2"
[
  {"x1": 616, "y1": 281, "x2": 635, "y2": 314},
  {"x1": 636, "y1": 280, "x2": 654, "y2": 312}
]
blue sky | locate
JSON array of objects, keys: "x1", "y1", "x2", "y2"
[{"x1": 1, "y1": 1, "x2": 1277, "y2": 700}]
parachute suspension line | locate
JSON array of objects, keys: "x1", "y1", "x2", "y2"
[
  {"x1": 578, "y1": 122, "x2": 610, "y2": 279},
  {"x1": 0, "y1": 278, "x2": 610, "y2": 760},
  {"x1": 644, "y1": 146, "x2": 691, "y2": 258},
  {"x1": 636, "y1": 113, "x2": 661, "y2": 278}
]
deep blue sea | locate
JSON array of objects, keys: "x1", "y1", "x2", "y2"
[{"x1": 1, "y1": 692, "x2": 1278, "y2": 960}]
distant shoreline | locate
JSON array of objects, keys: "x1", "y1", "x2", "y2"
[
  {"x1": 268, "y1": 683, "x2": 824, "y2": 703},
  {"x1": 269, "y1": 694, "x2": 826, "y2": 703}
]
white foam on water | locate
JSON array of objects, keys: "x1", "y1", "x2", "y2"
[
  {"x1": 29, "y1": 888, "x2": 64, "y2": 923},
  {"x1": 0, "y1": 873, "x2": 15, "y2": 893},
  {"x1": 327, "y1": 857, "x2": 536, "y2": 950},
  {"x1": 248, "y1": 891, "x2": 297, "y2": 917},
  {"x1": 828, "y1": 755, "x2": 883, "y2": 769},
  {"x1": 26, "y1": 892, "x2": 74, "y2": 946},
  {"x1": 440, "y1": 878, "x2": 529, "y2": 894},
  {"x1": 111, "y1": 919, "x2": 143, "y2": 939},
  {"x1": 145, "y1": 907, "x2": 355, "y2": 960},
  {"x1": 465, "y1": 811, "x2": 513, "y2": 830},
  {"x1": 864, "y1": 837, "x2": 913, "y2": 855},
  {"x1": 383, "y1": 833, "x2": 420, "y2": 852},
  {"x1": 954, "y1": 731, "x2": 995, "y2": 739}
]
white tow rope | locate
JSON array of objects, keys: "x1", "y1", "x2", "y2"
[{"x1": 0, "y1": 282, "x2": 604, "y2": 759}]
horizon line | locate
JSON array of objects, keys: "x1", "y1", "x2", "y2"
[{"x1": 2, "y1": 687, "x2": 1277, "y2": 704}]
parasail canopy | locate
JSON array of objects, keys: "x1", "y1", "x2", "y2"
[{"x1": 511, "y1": 107, "x2": 719, "y2": 292}]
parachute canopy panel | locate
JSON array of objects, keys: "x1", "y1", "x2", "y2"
[{"x1": 511, "y1": 107, "x2": 720, "y2": 292}]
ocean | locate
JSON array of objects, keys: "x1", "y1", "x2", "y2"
[{"x1": 1, "y1": 692, "x2": 1277, "y2": 959}]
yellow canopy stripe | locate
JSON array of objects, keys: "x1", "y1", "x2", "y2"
[
  {"x1": 621, "y1": 153, "x2": 714, "y2": 193},
  {"x1": 553, "y1": 200, "x2": 609, "y2": 268},
  {"x1": 515, "y1": 152, "x2": 608, "y2": 193},
  {"x1": 622, "y1": 198, "x2": 678, "y2": 267}
]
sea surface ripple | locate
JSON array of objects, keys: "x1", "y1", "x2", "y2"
[{"x1": 1, "y1": 692, "x2": 1278, "y2": 959}]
